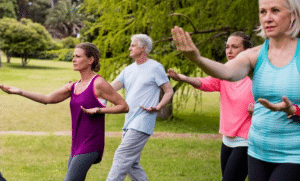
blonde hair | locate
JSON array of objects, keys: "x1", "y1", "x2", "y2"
[{"x1": 256, "y1": 0, "x2": 300, "y2": 38}]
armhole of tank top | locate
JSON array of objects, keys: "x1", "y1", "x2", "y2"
[{"x1": 253, "y1": 39, "x2": 269, "y2": 76}]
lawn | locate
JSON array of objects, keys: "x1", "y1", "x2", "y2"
[{"x1": 0, "y1": 134, "x2": 222, "y2": 181}]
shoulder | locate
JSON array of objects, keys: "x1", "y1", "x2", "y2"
[
  {"x1": 65, "y1": 82, "x2": 76, "y2": 92},
  {"x1": 238, "y1": 45, "x2": 263, "y2": 68}
]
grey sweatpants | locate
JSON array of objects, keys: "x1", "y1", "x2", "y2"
[
  {"x1": 64, "y1": 151, "x2": 99, "y2": 181},
  {"x1": 106, "y1": 129, "x2": 150, "y2": 181}
]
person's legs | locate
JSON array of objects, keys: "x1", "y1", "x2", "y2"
[
  {"x1": 64, "y1": 151, "x2": 99, "y2": 181},
  {"x1": 248, "y1": 155, "x2": 274, "y2": 181},
  {"x1": 220, "y1": 143, "x2": 232, "y2": 176},
  {"x1": 106, "y1": 129, "x2": 149, "y2": 181},
  {"x1": 221, "y1": 144, "x2": 248, "y2": 181},
  {"x1": 268, "y1": 163, "x2": 300, "y2": 181},
  {"x1": 0, "y1": 172, "x2": 6, "y2": 181}
]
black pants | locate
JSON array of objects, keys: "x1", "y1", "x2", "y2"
[
  {"x1": 221, "y1": 143, "x2": 248, "y2": 181},
  {"x1": 0, "y1": 172, "x2": 6, "y2": 181},
  {"x1": 248, "y1": 155, "x2": 300, "y2": 181}
]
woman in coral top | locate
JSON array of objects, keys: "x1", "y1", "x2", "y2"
[
  {"x1": 168, "y1": 32, "x2": 254, "y2": 181},
  {"x1": 0, "y1": 42, "x2": 129, "y2": 181}
]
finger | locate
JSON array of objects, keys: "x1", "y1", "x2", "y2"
[{"x1": 258, "y1": 98, "x2": 275, "y2": 110}]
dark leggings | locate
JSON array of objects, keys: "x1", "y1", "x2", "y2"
[
  {"x1": 221, "y1": 143, "x2": 248, "y2": 181},
  {"x1": 248, "y1": 155, "x2": 300, "y2": 181},
  {"x1": 0, "y1": 172, "x2": 6, "y2": 181},
  {"x1": 64, "y1": 151, "x2": 100, "y2": 181}
]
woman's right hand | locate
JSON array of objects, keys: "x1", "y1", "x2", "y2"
[
  {"x1": 167, "y1": 68, "x2": 186, "y2": 82},
  {"x1": 0, "y1": 85, "x2": 22, "y2": 95},
  {"x1": 171, "y1": 26, "x2": 201, "y2": 61}
]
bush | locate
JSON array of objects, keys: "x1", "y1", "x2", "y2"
[{"x1": 46, "y1": 48, "x2": 74, "y2": 62}]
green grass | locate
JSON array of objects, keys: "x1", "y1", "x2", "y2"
[
  {"x1": 0, "y1": 134, "x2": 222, "y2": 181},
  {"x1": 0, "y1": 57, "x2": 221, "y2": 134}
]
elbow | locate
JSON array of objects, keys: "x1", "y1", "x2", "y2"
[{"x1": 123, "y1": 104, "x2": 129, "y2": 113}]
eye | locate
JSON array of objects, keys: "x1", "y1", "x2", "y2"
[
  {"x1": 260, "y1": 9, "x2": 266, "y2": 14},
  {"x1": 272, "y1": 8, "x2": 280, "y2": 13}
]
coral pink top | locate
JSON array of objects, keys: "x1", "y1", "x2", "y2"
[{"x1": 197, "y1": 76, "x2": 254, "y2": 139}]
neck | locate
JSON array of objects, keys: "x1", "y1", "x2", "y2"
[
  {"x1": 79, "y1": 69, "x2": 96, "y2": 82},
  {"x1": 269, "y1": 35, "x2": 296, "y2": 50},
  {"x1": 134, "y1": 54, "x2": 149, "y2": 65}
]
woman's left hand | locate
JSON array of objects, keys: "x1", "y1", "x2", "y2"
[
  {"x1": 81, "y1": 106, "x2": 100, "y2": 115},
  {"x1": 258, "y1": 96, "x2": 296, "y2": 116}
]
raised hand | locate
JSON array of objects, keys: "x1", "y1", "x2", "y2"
[
  {"x1": 258, "y1": 96, "x2": 296, "y2": 116},
  {"x1": 81, "y1": 106, "x2": 101, "y2": 115},
  {"x1": 0, "y1": 85, "x2": 22, "y2": 95},
  {"x1": 171, "y1": 26, "x2": 201, "y2": 61},
  {"x1": 167, "y1": 68, "x2": 186, "y2": 82}
]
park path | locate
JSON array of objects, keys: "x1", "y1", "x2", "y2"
[{"x1": 0, "y1": 131, "x2": 222, "y2": 140}]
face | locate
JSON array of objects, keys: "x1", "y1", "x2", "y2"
[
  {"x1": 225, "y1": 36, "x2": 245, "y2": 61},
  {"x1": 129, "y1": 40, "x2": 146, "y2": 59},
  {"x1": 259, "y1": 0, "x2": 293, "y2": 38},
  {"x1": 72, "y1": 48, "x2": 93, "y2": 71}
]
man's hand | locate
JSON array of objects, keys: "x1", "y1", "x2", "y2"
[{"x1": 140, "y1": 105, "x2": 161, "y2": 112}]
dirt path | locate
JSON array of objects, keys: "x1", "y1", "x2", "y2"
[{"x1": 0, "y1": 131, "x2": 222, "y2": 140}]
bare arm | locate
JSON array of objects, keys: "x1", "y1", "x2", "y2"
[
  {"x1": 140, "y1": 82, "x2": 174, "y2": 112},
  {"x1": 171, "y1": 26, "x2": 259, "y2": 81},
  {"x1": 0, "y1": 84, "x2": 72, "y2": 104},
  {"x1": 110, "y1": 79, "x2": 123, "y2": 91},
  {"x1": 81, "y1": 77, "x2": 128, "y2": 114},
  {"x1": 167, "y1": 68, "x2": 201, "y2": 88}
]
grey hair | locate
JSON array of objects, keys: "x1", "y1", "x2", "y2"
[
  {"x1": 256, "y1": 0, "x2": 300, "y2": 39},
  {"x1": 130, "y1": 34, "x2": 153, "y2": 55}
]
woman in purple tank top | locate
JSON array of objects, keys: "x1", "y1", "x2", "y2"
[{"x1": 0, "y1": 42, "x2": 129, "y2": 180}]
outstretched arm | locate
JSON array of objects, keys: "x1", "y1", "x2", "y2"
[
  {"x1": 0, "y1": 84, "x2": 72, "y2": 104},
  {"x1": 171, "y1": 26, "x2": 258, "y2": 81},
  {"x1": 81, "y1": 77, "x2": 129, "y2": 114},
  {"x1": 167, "y1": 68, "x2": 201, "y2": 88}
]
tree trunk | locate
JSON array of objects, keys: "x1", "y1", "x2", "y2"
[
  {"x1": 0, "y1": 50, "x2": 2, "y2": 68},
  {"x1": 21, "y1": 54, "x2": 28, "y2": 67},
  {"x1": 157, "y1": 88, "x2": 173, "y2": 120},
  {"x1": 6, "y1": 51, "x2": 10, "y2": 63}
]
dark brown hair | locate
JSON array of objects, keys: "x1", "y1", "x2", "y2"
[
  {"x1": 230, "y1": 31, "x2": 253, "y2": 49},
  {"x1": 75, "y1": 42, "x2": 101, "y2": 72}
]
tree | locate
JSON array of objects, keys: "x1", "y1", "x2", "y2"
[
  {"x1": 45, "y1": 0, "x2": 84, "y2": 39},
  {"x1": 0, "y1": 18, "x2": 53, "y2": 67},
  {"x1": 0, "y1": 0, "x2": 18, "y2": 19},
  {"x1": 81, "y1": 0, "x2": 261, "y2": 118}
]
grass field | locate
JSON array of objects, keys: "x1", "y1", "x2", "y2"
[{"x1": 0, "y1": 55, "x2": 223, "y2": 180}]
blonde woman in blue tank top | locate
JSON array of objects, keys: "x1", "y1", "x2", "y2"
[{"x1": 171, "y1": 0, "x2": 300, "y2": 180}]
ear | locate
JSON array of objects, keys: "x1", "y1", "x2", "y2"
[{"x1": 88, "y1": 56, "x2": 95, "y2": 65}]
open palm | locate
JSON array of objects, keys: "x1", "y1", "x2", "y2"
[{"x1": 0, "y1": 85, "x2": 21, "y2": 94}]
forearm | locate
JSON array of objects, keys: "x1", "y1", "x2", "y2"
[
  {"x1": 98, "y1": 104, "x2": 129, "y2": 114},
  {"x1": 181, "y1": 76, "x2": 201, "y2": 88},
  {"x1": 157, "y1": 91, "x2": 174, "y2": 109},
  {"x1": 190, "y1": 55, "x2": 235, "y2": 81},
  {"x1": 19, "y1": 90, "x2": 50, "y2": 104}
]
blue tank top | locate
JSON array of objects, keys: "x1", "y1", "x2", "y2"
[{"x1": 249, "y1": 39, "x2": 300, "y2": 163}]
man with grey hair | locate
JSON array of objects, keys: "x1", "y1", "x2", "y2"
[{"x1": 106, "y1": 34, "x2": 174, "y2": 181}]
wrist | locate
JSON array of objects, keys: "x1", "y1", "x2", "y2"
[{"x1": 96, "y1": 107, "x2": 101, "y2": 114}]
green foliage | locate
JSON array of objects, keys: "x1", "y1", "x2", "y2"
[
  {"x1": 0, "y1": 0, "x2": 17, "y2": 19},
  {"x1": 60, "y1": 37, "x2": 81, "y2": 48},
  {"x1": 81, "y1": 0, "x2": 261, "y2": 81},
  {"x1": 47, "y1": 48, "x2": 74, "y2": 62},
  {"x1": 0, "y1": 18, "x2": 53, "y2": 66},
  {"x1": 45, "y1": 0, "x2": 84, "y2": 38}
]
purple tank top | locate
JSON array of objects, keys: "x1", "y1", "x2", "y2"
[{"x1": 70, "y1": 75, "x2": 105, "y2": 163}]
